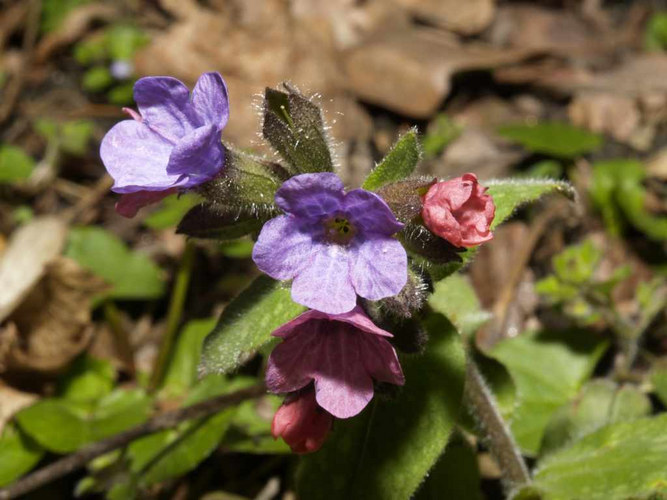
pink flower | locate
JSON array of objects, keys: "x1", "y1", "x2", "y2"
[
  {"x1": 271, "y1": 389, "x2": 333, "y2": 454},
  {"x1": 266, "y1": 306, "x2": 405, "y2": 419},
  {"x1": 421, "y1": 173, "x2": 495, "y2": 248}
]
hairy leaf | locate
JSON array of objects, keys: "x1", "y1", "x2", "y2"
[
  {"x1": 297, "y1": 313, "x2": 465, "y2": 499},
  {"x1": 176, "y1": 204, "x2": 265, "y2": 240},
  {"x1": 200, "y1": 276, "x2": 306, "y2": 375},
  {"x1": 363, "y1": 129, "x2": 422, "y2": 191},
  {"x1": 263, "y1": 85, "x2": 333, "y2": 174},
  {"x1": 429, "y1": 273, "x2": 491, "y2": 337}
]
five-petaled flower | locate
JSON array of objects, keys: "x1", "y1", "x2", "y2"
[
  {"x1": 266, "y1": 306, "x2": 405, "y2": 419},
  {"x1": 252, "y1": 172, "x2": 408, "y2": 314},
  {"x1": 100, "y1": 72, "x2": 229, "y2": 217},
  {"x1": 421, "y1": 173, "x2": 495, "y2": 248},
  {"x1": 271, "y1": 388, "x2": 333, "y2": 454}
]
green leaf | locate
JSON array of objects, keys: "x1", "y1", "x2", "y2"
[
  {"x1": 498, "y1": 122, "x2": 602, "y2": 158},
  {"x1": 16, "y1": 389, "x2": 152, "y2": 453},
  {"x1": 0, "y1": 145, "x2": 35, "y2": 182},
  {"x1": 58, "y1": 355, "x2": 115, "y2": 403},
  {"x1": 533, "y1": 414, "x2": 667, "y2": 500},
  {"x1": 297, "y1": 313, "x2": 466, "y2": 499},
  {"x1": 128, "y1": 376, "x2": 246, "y2": 486},
  {"x1": 161, "y1": 318, "x2": 217, "y2": 398},
  {"x1": 219, "y1": 239, "x2": 254, "y2": 259},
  {"x1": 414, "y1": 433, "x2": 483, "y2": 500},
  {"x1": 645, "y1": 12, "x2": 667, "y2": 51},
  {"x1": 201, "y1": 276, "x2": 306, "y2": 375},
  {"x1": 486, "y1": 179, "x2": 576, "y2": 230},
  {"x1": 488, "y1": 330, "x2": 607, "y2": 455},
  {"x1": 222, "y1": 395, "x2": 290, "y2": 454},
  {"x1": 106, "y1": 25, "x2": 149, "y2": 61},
  {"x1": 540, "y1": 380, "x2": 651, "y2": 456},
  {"x1": 262, "y1": 86, "x2": 333, "y2": 174},
  {"x1": 421, "y1": 114, "x2": 461, "y2": 160},
  {"x1": 66, "y1": 226, "x2": 165, "y2": 300},
  {"x1": 651, "y1": 368, "x2": 667, "y2": 407},
  {"x1": 176, "y1": 203, "x2": 264, "y2": 240},
  {"x1": 590, "y1": 159, "x2": 667, "y2": 241},
  {"x1": 362, "y1": 129, "x2": 422, "y2": 191},
  {"x1": 552, "y1": 239, "x2": 602, "y2": 285},
  {"x1": 428, "y1": 273, "x2": 491, "y2": 337},
  {"x1": 61, "y1": 120, "x2": 94, "y2": 155},
  {"x1": 41, "y1": 0, "x2": 90, "y2": 32},
  {"x1": 83, "y1": 66, "x2": 113, "y2": 92},
  {"x1": 108, "y1": 83, "x2": 135, "y2": 105},
  {"x1": 143, "y1": 193, "x2": 201, "y2": 230},
  {"x1": 0, "y1": 423, "x2": 44, "y2": 487}
]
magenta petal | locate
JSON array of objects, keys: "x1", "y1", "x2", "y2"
[
  {"x1": 291, "y1": 244, "x2": 357, "y2": 314},
  {"x1": 313, "y1": 332, "x2": 374, "y2": 419},
  {"x1": 166, "y1": 124, "x2": 223, "y2": 183},
  {"x1": 115, "y1": 189, "x2": 176, "y2": 218},
  {"x1": 349, "y1": 238, "x2": 407, "y2": 301},
  {"x1": 360, "y1": 335, "x2": 405, "y2": 386},
  {"x1": 100, "y1": 120, "x2": 177, "y2": 193},
  {"x1": 253, "y1": 216, "x2": 319, "y2": 281},
  {"x1": 344, "y1": 189, "x2": 404, "y2": 235},
  {"x1": 275, "y1": 173, "x2": 345, "y2": 219},
  {"x1": 192, "y1": 72, "x2": 229, "y2": 129},
  {"x1": 266, "y1": 332, "x2": 321, "y2": 394},
  {"x1": 133, "y1": 76, "x2": 198, "y2": 141}
]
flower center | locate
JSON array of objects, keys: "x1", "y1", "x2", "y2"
[{"x1": 323, "y1": 215, "x2": 357, "y2": 244}]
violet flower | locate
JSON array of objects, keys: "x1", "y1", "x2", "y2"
[
  {"x1": 252, "y1": 173, "x2": 408, "y2": 314},
  {"x1": 100, "y1": 72, "x2": 229, "y2": 216},
  {"x1": 266, "y1": 307, "x2": 405, "y2": 419}
]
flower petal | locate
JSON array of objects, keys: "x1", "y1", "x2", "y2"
[
  {"x1": 192, "y1": 72, "x2": 229, "y2": 130},
  {"x1": 313, "y1": 331, "x2": 374, "y2": 419},
  {"x1": 166, "y1": 124, "x2": 224, "y2": 184},
  {"x1": 360, "y1": 334, "x2": 405, "y2": 386},
  {"x1": 134, "y1": 76, "x2": 199, "y2": 141},
  {"x1": 329, "y1": 306, "x2": 394, "y2": 337},
  {"x1": 291, "y1": 244, "x2": 357, "y2": 314},
  {"x1": 253, "y1": 216, "x2": 319, "y2": 281},
  {"x1": 100, "y1": 120, "x2": 178, "y2": 193},
  {"x1": 349, "y1": 237, "x2": 407, "y2": 301},
  {"x1": 115, "y1": 189, "x2": 177, "y2": 218},
  {"x1": 275, "y1": 173, "x2": 344, "y2": 218},
  {"x1": 344, "y1": 189, "x2": 403, "y2": 236},
  {"x1": 266, "y1": 332, "x2": 322, "y2": 394}
]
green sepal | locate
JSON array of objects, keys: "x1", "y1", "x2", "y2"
[{"x1": 262, "y1": 84, "x2": 334, "y2": 174}]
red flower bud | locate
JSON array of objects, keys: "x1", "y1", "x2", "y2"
[
  {"x1": 271, "y1": 389, "x2": 333, "y2": 454},
  {"x1": 421, "y1": 173, "x2": 495, "y2": 248}
]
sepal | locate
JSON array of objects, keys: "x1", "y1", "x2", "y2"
[
  {"x1": 263, "y1": 84, "x2": 334, "y2": 175},
  {"x1": 176, "y1": 203, "x2": 266, "y2": 240}
]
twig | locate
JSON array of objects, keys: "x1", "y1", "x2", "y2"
[
  {"x1": 464, "y1": 357, "x2": 531, "y2": 493},
  {"x1": 149, "y1": 240, "x2": 197, "y2": 391},
  {"x1": 0, "y1": 384, "x2": 266, "y2": 500}
]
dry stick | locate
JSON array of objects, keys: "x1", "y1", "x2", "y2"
[
  {"x1": 0, "y1": 384, "x2": 266, "y2": 500},
  {"x1": 464, "y1": 358, "x2": 531, "y2": 491}
]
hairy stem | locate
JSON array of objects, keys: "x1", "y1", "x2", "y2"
[
  {"x1": 149, "y1": 240, "x2": 196, "y2": 390},
  {"x1": 0, "y1": 384, "x2": 266, "y2": 500},
  {"x1": 464, "y1": 356, "x2": 531, "y2": 492}
]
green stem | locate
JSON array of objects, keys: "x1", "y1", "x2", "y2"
[
  {"x1": 149, "y1": 241, "x2": 196, "y2": 391},
  {"x1": 464, "y1": 356, "x2": 531, "y2": 493}
]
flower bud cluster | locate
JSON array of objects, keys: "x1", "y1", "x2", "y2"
[{"x1": 99, "y1": 73, "x2": 496, "y2": 453}]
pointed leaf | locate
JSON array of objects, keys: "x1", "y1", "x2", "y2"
[
  {"x1": 363, "y1": 129, "x2": 421, "y2": 191},
  {"x1": 262, "y1": 86, "x2": 333, "y2": 174},
  {"x1": 200, "y1": 276, "x2": 307, "y2": 375},
  {"x1": 297, "y1": 313, "x2": 465, "y2": 500}
]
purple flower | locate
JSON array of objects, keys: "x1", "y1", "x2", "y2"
[
  {"x1": 100, "y1": 72, "x2": 229, "y2": 216},
  {"x1": 252, "y1": 173, "x2": 408, "y2": 314},
  {"x1": 266, "y1": 307, "x2": 405, "y2": 419}
]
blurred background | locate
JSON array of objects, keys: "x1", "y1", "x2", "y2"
[{"x1": 0, "y1": 0, "x2": 666, "y2": 499}]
